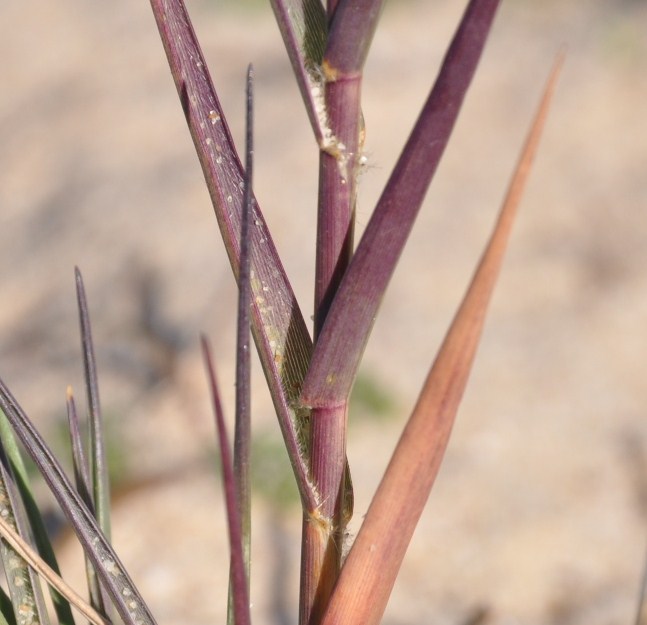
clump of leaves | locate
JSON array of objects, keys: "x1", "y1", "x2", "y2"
[{"x1": 0, "y1": 2, "x2": 570, "y2": 625}]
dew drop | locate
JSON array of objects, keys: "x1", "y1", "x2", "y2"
[{"x1": 103, "y1": 559, "x2": 118, "y2": 576}]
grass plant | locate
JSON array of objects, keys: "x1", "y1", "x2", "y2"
[{"x1": 0, "y1": 2, "x2": 577, "y2": 625}]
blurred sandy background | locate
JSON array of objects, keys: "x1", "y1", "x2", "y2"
[{"x1": 1, "y1": 1, "x2": 646, "y2": 624}]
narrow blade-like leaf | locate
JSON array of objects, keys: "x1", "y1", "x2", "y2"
[
  {"x1": 75, "y1": 268, "x2": 111, "y2": 541},
  {"x1": 66, "y1": 388, "x2": 107, "y2": 617},
  {"x1": 202, "y1": 338, "x2": 250, "y2": 625},
  {"x1": 269, "y1": 0, "x2": 330, "y2": 147},
  {"x1": 320, "y1": 56, "x2": 563, "y2": 625},
  {"x1": 65, "y1": 388, "x2": 93, "y2": 515},
  {"x1": 0, "y1": 380, "x2": 158, "y2": 625},
  {"x1": 302, "y1": 0, "x2": 501, "y2": 407},
  {"x1": 149, "y1": 0, "x2": 317, "y2": 511},
  {"x1": 228, "y1": 65, "x2": 254, "y2": 625}
]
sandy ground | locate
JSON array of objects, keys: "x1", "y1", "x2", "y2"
[{"x1": 1, "y1": 1, "x2": 646, "y2": 625}]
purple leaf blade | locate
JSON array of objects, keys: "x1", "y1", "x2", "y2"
[
  {"x1": 202, "y1": 338, "x2": 251, "y2": 625},
  {"x1": 149, "y1": 0, "x2": 317, "y2": 511},
  {"x1": 75, "y1": 267, "x2": 111, "y2": 542},
  {"x1": 301, "y1": 0, "x2": 501, "y2": 407},
  {"x1": 319, "y1": 55, "x2": 563, "y2": 625}
]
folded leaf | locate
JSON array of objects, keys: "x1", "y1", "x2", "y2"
[
  {"x1": 228, "y1": 65, "x2": 254, "y2": 625},
  {"x1": 66, "y1": 388, "x2": 106, "y2": 617},
  {"x1": 149, "y1": 0, "x2": 317, "y2": 510}
]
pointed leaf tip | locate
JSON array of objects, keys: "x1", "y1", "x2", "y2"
[{"x1": 74, "y1": 267, "x2": 111, "y2": 542}]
